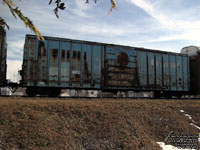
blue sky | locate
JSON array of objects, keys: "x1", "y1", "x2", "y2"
[{"x1": 1, "y1": 0, "x2": 200, "y2": 81}]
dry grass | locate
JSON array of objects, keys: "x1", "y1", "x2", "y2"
[{"x1": 0, "y1": 97, "x2": 199, "y2": 150}]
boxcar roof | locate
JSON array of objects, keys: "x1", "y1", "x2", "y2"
[{"x1": 25, "y1": 34, "x2": 187, "y2": 56}]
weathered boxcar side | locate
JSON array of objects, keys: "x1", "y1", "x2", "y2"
[
  {"x1": 0, "y1": 28, "x2": 7, "y2": 86},
  {"x1": 181, "y1": 46, "x2": 200, "y2": 95},
  {"x1": 22, "y1": 35, "x2": 103, "y2": 96},
  {"x1": 103, "y1": 45, "x2": 189, "y2": 97},
  {"x1": 22, "y1": 34, "x2": 189, "y2": 97},
  {"x1": 135, "y1": 48, "x2": 189, "y2": 97}
]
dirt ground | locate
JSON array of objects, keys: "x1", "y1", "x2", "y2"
[{"x1": 0, "y1": 97, "x2": 199, "y2": 150}]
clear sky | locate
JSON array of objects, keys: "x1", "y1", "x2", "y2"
[{"x1": 1, "y1": 0, "x2": 200, "y2": 81}]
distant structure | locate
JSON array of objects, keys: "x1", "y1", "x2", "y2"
[
  {"x1": 12, "y1": 88, "x2": 26, "y2": 96},
  {"x1": 61, "y1": 90, "x2": 98, "y2": 97},
  {"x1": 0, "y1": 87, "x2": 11, "y2": 96},
  {"x1": 181, "y1": 46, "x2": 200, "y2": 56}
]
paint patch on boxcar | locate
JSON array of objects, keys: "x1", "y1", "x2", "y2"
[{"x1": 117, "y1": 52, "x2": 129, "y2": 67}]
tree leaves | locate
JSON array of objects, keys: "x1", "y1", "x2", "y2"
[
  {"x1": 3, "y1": 0, "x2": 44, "y2": 40},
  {"x1": 0, "y1": 17, "x2": 9, "y2": 30},
  {"x1": 2, "y1": 0, "x2": 118, "y2": 41},
  {"x1": 49, "y1": 0, "x2": 117, "y2": 18},
  {"x1": 84, "y1": 0, "x2": 117, "y2": 16},
  {"x1": 13, "y1": 7, "x2": 44, "y2": 40},
  {"x1": 108, "y1": 0, "x2": 118, "y2": 16},
  {"x1": 49, "y1": 0, "x2": 66, "y2": 18},
  {"x1": 85, "y1": 0, "x2": 98, "y2": 4}
]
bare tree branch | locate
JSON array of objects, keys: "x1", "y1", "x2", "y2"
[
  {"x1": 2, "y1": 0, "x2": 118, "y2": 40},
  {"x1": 108, "y1": 0, "x2": 118, "y2": 16},
  {"x1": 0, "y1": 17, "x2": 9, "y2": 30},
  {"x1": 3, "y1": 0, "x2": 44, "y2": 40}
]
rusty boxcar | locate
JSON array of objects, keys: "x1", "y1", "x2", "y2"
[
  {"x1": 22, "y1": 34, "x2": 189, "y2": 97},
  {"x1": 181, "y1": 46, "x2": 200, "y2": 95},
  {"x1": 0, "y1": 28, "x2": 7, "y2": 86}
]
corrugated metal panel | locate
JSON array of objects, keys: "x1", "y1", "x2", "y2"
[
  {"x1": 155, "y1": 53, "x2": 162, "y2": 87},
  {"x1": 176, "y1": 55, "x2": 183, "y2": 90},
  {"x1": 92, "y1": 45, "x2": 101, "y2": 86},
  {"x1": 162, "y1": 54, "x2": 170, "y2": 88},
  {"x1": 147, "y1": 52, "x2": 155, "y2": 86},
  {"x1": 169, "y1": 55, "x2": 176, "y2": 90},
  {"x1": 71, "y1": 42, "x2": 81, "y2": 85},
  {"x1": 27, "y1": 37, "x2": 36, "y2": 85},
  {"x1": 136, "y1": 50, "x2": 189, "y2": 91},
  {"x1": 49, "y1": 40, "x2": 59, "y2": 86},
  {"x1": 82, "y1": 44, "x2": 92, "y2": 87},
  {"x1": 137, "y1": 50, "x2": 147, "y2": 86},
  {"x1": 60, "y1": 41, "x2": 70, "y2": 86},
  {"x1": 37, "y1": 41, "x2": 47, "y2": 85}
]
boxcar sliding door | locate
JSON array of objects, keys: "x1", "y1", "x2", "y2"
[{"x1": 104, "y1": 45, "x2": 137, "y2": 89}]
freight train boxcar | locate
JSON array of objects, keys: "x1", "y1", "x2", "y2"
[
  {"x1": 22, "y1": 34, "x2": 189, "y2": 97},
  {"x1": 0, "y1": 28, "x2": 7, "y2": 86},
  {"x1": 181, "y1": 46, "x2": 200, "y2": 95}
]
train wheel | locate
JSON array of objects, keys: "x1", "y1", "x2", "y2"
[
  {"x1": 49, "y1": 88, "x2": 61, "y2": 97},
  {"x1": 176, "y1": 94, "x2": 182, "y2": 99},
  {"x1": 166, "y1": 95, "x2": 172, "y2": 99},
  {"x1": 154, "y1": 91, "x2": 162, "y2": 99},
  {"x1": 26, "y1": 87, "x2": 36, "y2": 97},
  {"x1": 163, "y1": 92, "x2": 172, "y2": 99}
]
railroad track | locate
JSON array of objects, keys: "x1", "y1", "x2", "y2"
[{"x1": 0, "y1": 95, "x2": 200, "y2": 100}]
